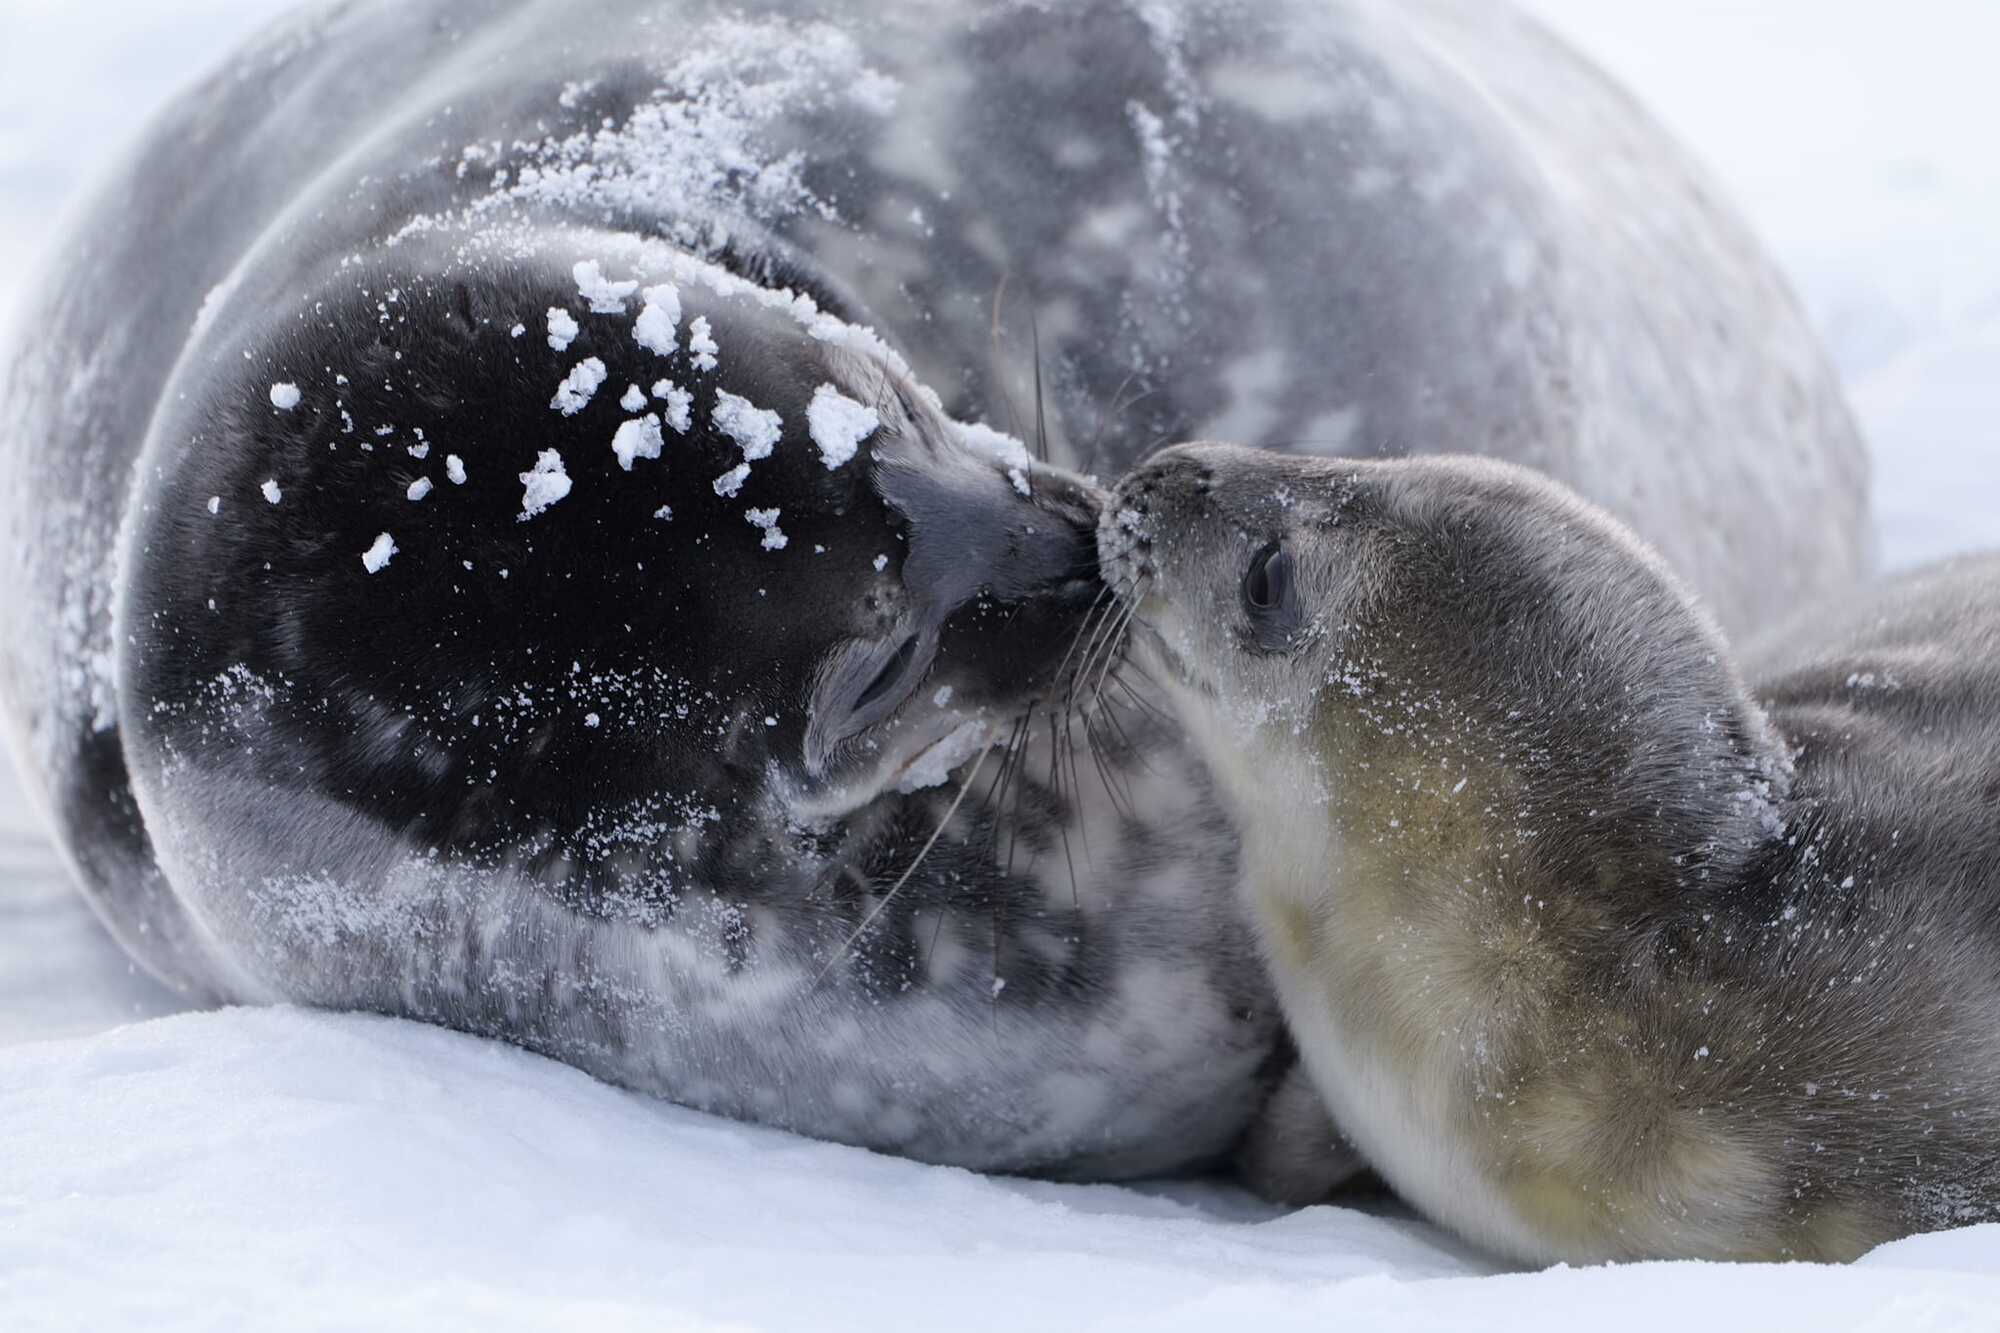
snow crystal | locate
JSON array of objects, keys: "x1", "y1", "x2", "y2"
[
  {"x1": 445, "y1": 455, "x2": 466, "y2": 485},
  {"x1": 268, "y1": 382, "x2": 301, "y2": 411},
  {"x1": 712, "y1": 389, "x2": 781, "y2": 459},
  {"x1": 652, "y1": 504, "x2": 673, "y2": 522},
  {"x1": 619, "y1": 384, "x2": 648, "y2": 412},
  {"x1": 549, "y1": 357, "x2": 607, "y2": 415},
  {"x1": 688, "y1": 316, "x2": 719, "y2": 372},
  {"x1": 546, "y1": 307, "x2": 579, "y2": 351},
  {"x1": 1008, "y1": 467, "x2": 1032, "y2": 497},
  {"x1": 517, "y1": 450, "x2": 572, "y2": 520},
  {"x1": 611, "y1": 415, "x2": 665, "y2": 471},
  {"x1": 361, "y1": 533, "x2": 397, "y2": 573},
  {"x1": 584, "y1": 712, "x2": 601, "y2": 728},
  {"x1": 653, "y1": 380, "x2": 693, "y2": 433},
  {"x1": 206, "y1": 496, "x2": 220, "y2": 515},
  {"x1": 406, "y1": 477, "x2": 433, "y2": 502},
  {"x1": 806, "y1": 383, "x2": 879, "y2": 470},
  {"x1": 260, "y1": 479, "x2": 281, "y2": 504},
  {"x1": 712, "y1": 463, "x2": 750, "y2": 498},
  {"x1": 573, "y1": 259, "x2": 637, "y2": 314},
  {"x1": 872, "y1": 553, "x2": 889, "y2": 572},
  {"x1": 745, "y1": 507, "x2": 787, "y2": 551},
  {"x1": 632, "y1": 283, "x2": 681, "y2": 357},
  {"x1": 509, "y1": 322, "x2": 525, "y2": 338},
  {"x1": 408, "y1": 442, "x2": 430, "y2": 459}
]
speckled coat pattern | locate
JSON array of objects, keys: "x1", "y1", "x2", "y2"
[{"x1": 0, "y1": 0, "x2": 1864, "y2": 1178}]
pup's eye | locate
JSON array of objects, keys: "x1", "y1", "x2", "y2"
[{"x1": 1243, "y1": 541, "x2": 1291, "y2": 612}]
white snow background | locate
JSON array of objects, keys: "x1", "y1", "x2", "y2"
[{"x1": 2, "y1": 1, "x2": 1998, "y2": 1328}]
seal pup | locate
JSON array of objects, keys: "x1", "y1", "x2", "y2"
[
  {"x1": 1101, "y1": 443, "x2": 2000, "y2": 1261},
  {"x1": 3, "y1": 0, "x2": 1867, "y2": 1184}
]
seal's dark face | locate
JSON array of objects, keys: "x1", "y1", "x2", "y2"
[{"x1": 128, "y1": 245, "x2": 1105, "y2": 884}]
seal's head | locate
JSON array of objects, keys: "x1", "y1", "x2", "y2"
[
  {"x1": 1097, "y1": 441, "x2": 1786, "y2": 893},
  {"x1": 123, "y1": 238, "x2": 1105, "y2": 908}
]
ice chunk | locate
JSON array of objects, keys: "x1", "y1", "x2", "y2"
[
  {"x1": 653, "y1": 380, "x2": 693, "y2": 433},
  {"x1": 361, "y1": 533, "x2": 398, "y2": 573},
  {"x1": 546, "y1": 308, "x2": 580, "y2": 351},
  {"x1": 518, "y1": 450, "x2": 572, "y2": 519},
  {"x1": 807, "y1": 383, "x2": 879, "y2": 470},
  {"x1": 573, "y1": 260, "x2": 638, "y2": 314},
  {"x1": 611, "y1": 415, "x2": 665, "y2": 471},
  {"x1": 550, "y1": 357, "x2": 608, "y2": 415},
  {"x1": 269, "y1": 382, "x2": 302, "y2": 411},
  {"x1": 688, "y1": 316, "x2": 719, "y2": 372},
  {"x1": 746, "y1": 506, "x2": 788, "y2": 551},
  {"x1": 632, "y1": 283, "x2": 681, "y2": 357},
  {"x1": 712, "y1": 390, "x2": 781, "y2": 460}
]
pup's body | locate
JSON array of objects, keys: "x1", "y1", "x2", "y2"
[{"x1": 1104, "y1": 445, "x2": 2000, "y2": 1263}]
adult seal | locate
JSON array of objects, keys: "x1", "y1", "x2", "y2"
[
  {"x1": 1101, "y1": 443, "x2": 2000, "y2": 1259},
  {"x1": 1, "y1": 0, "x2": 1865, "y2": 1181}
]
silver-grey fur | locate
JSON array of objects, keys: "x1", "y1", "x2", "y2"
[{"x1": 1103, "y1": 442, "x2": 2000, "y2": 1260}]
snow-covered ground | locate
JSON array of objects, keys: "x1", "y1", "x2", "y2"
[{"x1": 2, "y1": 1, "x2": 1997, "y2": 1327}]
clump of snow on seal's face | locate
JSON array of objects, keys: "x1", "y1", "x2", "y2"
[
  {"x1": 807, "y1": 384, "x2": 879, "y2": 470},
  {"x1": 517, "y1": 450, "x2": 572, "y2": 520},
  {"x1": 713, "y1": 463, "x2": 751, "y2": 498},
  {"x1": 550, "y1": 358, "x2": 607, "y2": 415},
  {"x1": 406, "y1": 477, "x2": 433, "y2": 502},
  {"x1": 269, "y1": 382, "x2": 301, "y2": 412},
  {"x1": 745, "y1": 507, "x2": 788, "y2": 551},
  {"x1": 952, "y1": 420, "x2": 1034, "y2": 496},
  {"x1": 653, "y1": 380, "x2": 693, "y2": 434},
  {"x1": 445, "y1": 455, "x2": 466, "y2": 485},
  {"x1": 573, "y1": 260, "x2": 638, "y2": 314},
  {"x1": 619, "y1": 384, "x2": 647, "y2": 412},
  {"x1": 688, "y1": 317, "x2": 719, "y2": 372},
  {"x1": 260, "y1": 479, "x2": 282, "y2": 504},
  {"x1": 546, "y1": 308, "x2": 579, "y2": 351},
  {"x1": 361, "y1": 533, "x2": 398, "y2": 573},
  {"x1": 632, "y1": 283, "x2": 681, "y2": 357},
  {"x1": 712, "y1": 390, "x2": 781, "y2": 460},
  {"x1": 611, "y1": 415, "x2": 665, "y2": 471}
]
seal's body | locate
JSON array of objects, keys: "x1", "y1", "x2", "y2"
[
  {"x1": 1104, "y1": 444, "x2": 2000, "y2": 1260},
  {"x1": 3, "y1": 0, "x2": 1864, "y2": 1180}
]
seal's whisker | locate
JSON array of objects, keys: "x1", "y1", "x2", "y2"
[
  {"x1": 1045, "y1": 707, "x2": 1083, "y2": 906},
  {"x1": 1081, "y1": 596, "x2": 1141, "y2": 719},
  {"x1": 1062, "y1": 597, "x2": 1126, "y2": 724},
  {"x1": 1081, "y1": 707, "x2": 1136, "y2": 819},
  {"x1": 1081, "y1": 373, "x2": 1154, "y2": 476},
  {"x1": 813, "y1": 743, "x2": 994, "y2": 990},
  {"x1": 1030, "y1": 311, "x2": 1050, "y2": 466}
]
